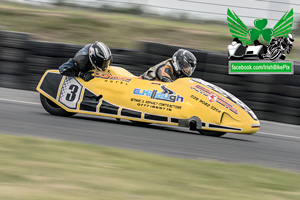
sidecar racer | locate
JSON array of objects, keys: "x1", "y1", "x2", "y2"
[
  {"x1": 228, "y1": 39, "x2": 266, "y2": 60},
  {"x1": 37, "y1": 66, "x2": 260, "y2": 137}
]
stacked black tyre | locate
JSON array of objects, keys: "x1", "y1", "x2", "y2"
[
  {"x1": 26, "y1": 40, "x2": 83, "y2": 91},
  {"x1": 0, "y1": 30, "x2": 31, "y2": 90}
]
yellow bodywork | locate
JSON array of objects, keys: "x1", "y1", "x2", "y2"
[{"x1": 37, "y1": 66, "x2": 260, "y2": 135}]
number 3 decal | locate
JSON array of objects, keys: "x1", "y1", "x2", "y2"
[
  {"x1": 59, "y1": 77, "x2": 83, "y2": 109},
  {"x1": 66, "y1": 85, "x2": 79, "y2": 102}
]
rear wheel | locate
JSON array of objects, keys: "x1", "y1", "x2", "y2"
[
  {"x1": 40, "y1": 94, "x2": 75, "y2": 117},
  {"x1": 258, "y1": 52, "x2": 264, "y2": 59},
  {"x1": 198, "y1": 130, "x2": 226, "y2": 137}
]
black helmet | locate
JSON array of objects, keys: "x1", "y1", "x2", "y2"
[
  {"x1": 172, "y1": 49, "x2": 197, "y2": 77},
  {"x1": 89, "y1": 41, "x2": 112, "y2": 71},
  {"x1": 287, "y1": 33, "x2": 294, "y2": 44}
]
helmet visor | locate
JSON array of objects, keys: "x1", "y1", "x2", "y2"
[
  {"x1": 182, "y1": 63, "x2": 196, "y2": 76},
  {"x1": 92, "y1": 59, "x2": 110, "y2": 71},
  {"x1": 102, "y1": 60, "x2": 110, "y2": 71}
]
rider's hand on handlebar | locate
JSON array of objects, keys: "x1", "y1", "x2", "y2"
[{"x1": 79, "y1": 72, "x2": 94, "y2": 81}]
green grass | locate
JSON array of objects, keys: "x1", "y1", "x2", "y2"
[{"x1": 0, "y1": 133, "x2": 300, "y2": 200}]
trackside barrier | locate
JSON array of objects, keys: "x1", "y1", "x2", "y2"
[{"x1": 0, "y1": 30, "x2": 299, "y2": 125}]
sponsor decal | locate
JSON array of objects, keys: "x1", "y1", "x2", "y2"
[
  {"x1": 151, "y1": 82, "x2": 161, "y2": 85},
  {"x1": 211, "y1": 106, "x2": 221, "y2": 113},
  {"x1": 191, "y1": 84, "x2": 238, "y2": 115},
  {"x1": 190, "y1": 95, "x2": 221, "y2": 113},
  {"x1": 191, "y1": 78, "x2": 258, "y2": 120},
  {"x1": 94, "y1": 72, "x2": 132, "y2": 82},
  {"x1": 133, "y1": 85, "x2": 184, "y2": 103},
  {"x1": 130, "y1": 98, "x2": 181, "y2": 111},
  {"x1": 208, "y1": 94, "x2": 217, "y2": 103},
  {"x1": 59, "y1": 77, "x2": 83, "y2": 109}
]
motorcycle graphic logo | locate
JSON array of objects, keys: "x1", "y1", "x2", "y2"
[
  {"x1": 227, "y1": 9, "x2": 294, "y2": 60},
  {"x1": 133, "y1": 85, "x2": 184, "y2": 103}
]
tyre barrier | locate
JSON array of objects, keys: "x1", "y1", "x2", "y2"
[
  {"x1": 0, "y1": 30, "x2": 31, "y2": 49},
  {"x1": 28, "y1": 40, "x2": 83, "y2": 58},
  {"x1": 272, "y1": 95, "x2": 300, "y2": 109},
  {"x1": 141, "y1": 41, "x2": 180, "y2": 57},
  {"x1": 202, "y1": 63, "x2": 229, "y2": 74},
  {"x1": 0, "y1": 30, "x2": 299, "y2": 125},
  {"x1": 242, "y1": 92, "x2": 275, "y2": 104}
]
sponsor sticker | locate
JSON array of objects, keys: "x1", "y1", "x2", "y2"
[
  {"x1": 133, "y1": 85, "x2": 184, "y2": 103},
  {"x1": 191, "y1": 84, "x2": 238, "y2": 114},
  {"x1": 192, "y1": 78, "x2": 258, "y2": 121},
  {"x1": 94, "y1": 72, "x2": 132, "y2": 82}
]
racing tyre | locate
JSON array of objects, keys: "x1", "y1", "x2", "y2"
[
  {"x1": 269, "y1": 49, "x2": 281, "y2": 60},
  {"x1": 279, "y1": 54, "x2": 286, "y2": 60},
  {"x1": 258, "y1": 53, "x2": 264, "y2": 59},
  {"x1": 198, "y1": 130, "x2": 226, "y2": 137},
  {"x1": 40, "y1": 94, "x2": 75, "y2": 117}
]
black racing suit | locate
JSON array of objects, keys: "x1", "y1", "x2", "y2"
[{"x1": 59, "y1": 44, "x2": 93, "y2": 76}]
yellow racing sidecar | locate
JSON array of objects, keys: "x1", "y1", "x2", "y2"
[{"x1": 37, "y1": 66, "x2": 260, "y2": 137}]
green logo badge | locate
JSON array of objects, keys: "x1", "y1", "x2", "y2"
[{"x1": 227, "y1": 9, "x2": 293, "y2": 45}]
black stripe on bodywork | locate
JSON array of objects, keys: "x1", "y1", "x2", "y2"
[
  {"x1": 145, "y1": 113, "x2": 168, "y2": 122},
  {"x1": 99, "y1": 100, "x2": 119, "y2": 115},
  {"x1": 171, "y1": 118, "x2": 179, "y2": 123},
  {"x1": 121, "y1": 108, "x2": 142, "y2": 118},
  {"x1": 80, "y1": 89, "x2": 99, "y2": 112},
  {"x1": 40, "y1": 72, "x2": 63, "y2": 99},
  {"x1": 208, "y1": 123, "x2": 242, "y2": 131},
  {"x1": 202, "y1": 122, "x2": 206, "y2": 127}
]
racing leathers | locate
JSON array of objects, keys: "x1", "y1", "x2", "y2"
[
  {"x1": 139, "y1": 59, "x2": 180, "y2": 82},
  {"x1": 59, "y1": 44, "x2": 94, "y2": 81}
]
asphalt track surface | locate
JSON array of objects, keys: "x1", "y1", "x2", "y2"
[{"x1": 1, "y1": 87, "x2": 300, "y2": 172}]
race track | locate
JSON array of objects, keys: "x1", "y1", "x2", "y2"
[{"x1": 1, "y1": 87, "x2": 300, "y2": 171}]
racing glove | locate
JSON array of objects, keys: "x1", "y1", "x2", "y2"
[{"x1": 79, "y1": 72, "x2": 94, "y2": 81}]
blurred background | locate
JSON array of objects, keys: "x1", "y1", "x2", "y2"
[
  {"x1": 0, "y1": 0, "x2": 300, "y2": 125},
  {"x1": 2, "y1": 0, "x2": 300, "y2": 53}
]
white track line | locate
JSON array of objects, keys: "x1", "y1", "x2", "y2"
[
  {"x1": 259, "y1": 131, "x2": 300, "y2": 140},
  {"x1": 0, "y1": 98, "x2": 40, "y2": 105}
]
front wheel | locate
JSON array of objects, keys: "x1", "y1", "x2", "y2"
[
  {"x1": 269, "y1": 48, "x2": 281, "y2": 60},
  {"x1": 40, "y1": 94, "x2": 76, "y2": 117},
  {"x1": 198, "y1": 130, "x2": 226, "y2": 137}
]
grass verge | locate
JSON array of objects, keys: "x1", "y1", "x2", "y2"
[{"x1": 0, "y1": 133, "x2": 300, "y2": 200}]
